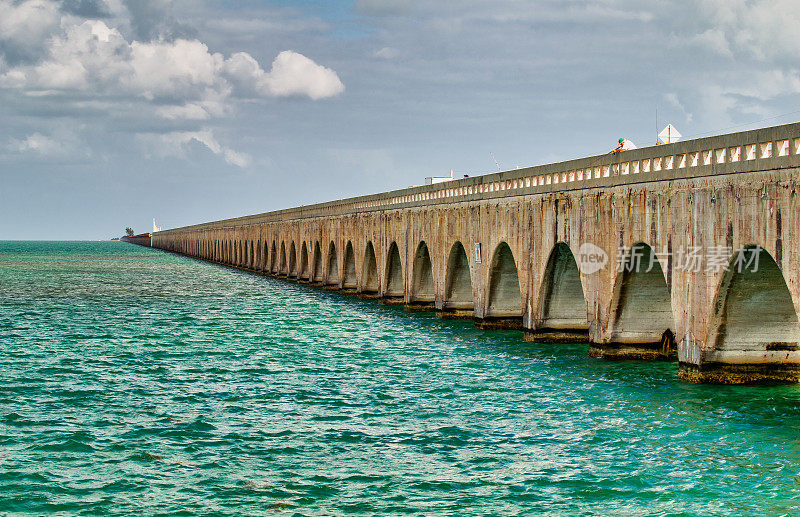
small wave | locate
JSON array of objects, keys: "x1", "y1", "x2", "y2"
[{"x1": 32, "y1": 439, "x2": 96, "y2": 453}]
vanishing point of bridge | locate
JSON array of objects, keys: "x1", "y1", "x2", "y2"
[{"x1": 149, "y1": 123, "x2": 800, "y2": 384}]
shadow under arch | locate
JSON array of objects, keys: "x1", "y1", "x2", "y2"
[
  {"x1": 480, "y1": 242, "x2": 523, "y2": 329},
  {"x1": 531, "y1": 242, "x2": 588, "y2": 343},
  {"x1": 299, "y1": 241, "x2": 309, "y2": 280},
  {"x1": 279, "y1": 241, "x2": 287, "y2": 276},
  {"x1": 598, "y1": 242, "x2": 675, "y2": 360},
  {"x1": 270, "y1": 241, "x2": 277, "y2": 273},
  {"x1": 384, "y1": 241, "x2": 403, "y2": 303},
  {"x1": 289, "y1": 241, "x2": 297, "y2": 277},
  {"x1": 361, "y1": 241, "x2": 379, "y2": 295},
  {"x1": 690, "y1": 245, "x2": 800, "y2": 384},
  {"x1": 442, "y1": 241, "x2": 474, "y2": 318},
  {"x1": 326, "y1": 241, "x2": 339, "y2": 286},
  {"x1": 342, "y1": 241, "x2": 357, "y2": 290},
  {"x1": 312, "y1": 241, "x2": 323, "y2": 283},
  {"x1": 409, "y1": 241, "x2": 435, "y2": 310}
]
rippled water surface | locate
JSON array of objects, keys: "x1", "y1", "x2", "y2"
[{"x1": 2, "y1": 241, "x2": 800, "y2": 515}]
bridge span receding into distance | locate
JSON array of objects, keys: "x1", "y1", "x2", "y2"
[{"x1": 148, "y1": 122, "x2": 800, "y2": 384}]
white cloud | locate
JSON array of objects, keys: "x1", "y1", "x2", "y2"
[
  {"x1": 0, "y1": 7, "x2": 344, "y2": 164},
  {"x1": 8, "y1": 132, "x2": 65, "y2": 154},
  {"x1": 374, "y1": 46, "x2": 400, "y2": 59},
  {"x1": 222, "y1": 147, "x2": 252, "y2": 168},
  {"x1": 0, "y1": 13, "x2": 344, "y2": 122},
  {"x1": 222, "y1": 50, "x2": 344, "y2": 100},
  {"x1": 154, "y1": 103, "x2": 211, "y2": 120},
  {"x1": 145, "y1": 129, "x2": 252, "y2": 168},
  {"x1": 260, "y1": 50, "x2": 344, "y2": 100},
  {"x1": 677, "y1": 0, "x2": 800, "y2": 60},
  {"x1": 0, "y1": 0, "x2": 61, "y2": 57},
  {"x1": 664, "y1": 93, "x2": 693, "y2": 123}
]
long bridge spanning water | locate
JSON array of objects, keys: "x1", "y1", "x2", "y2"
[{"x1": 150, "y1": 122, "x2": 800, "y2": 384}]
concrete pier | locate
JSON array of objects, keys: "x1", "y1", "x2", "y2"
[{"x1": 150, "y1": 122, "x2": 800, "y2": 384}]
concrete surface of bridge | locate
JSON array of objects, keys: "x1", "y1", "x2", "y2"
[{"x1": 149, "y1": 122, "x2": 800, "y2": 384}]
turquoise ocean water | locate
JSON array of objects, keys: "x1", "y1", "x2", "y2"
[{"x1": 2, "y1": 241, "x2": 800, "y2": 515}]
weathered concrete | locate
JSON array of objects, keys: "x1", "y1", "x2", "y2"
[{"x1": 152, "y1": 122, "x2": 800, "y2": 384}]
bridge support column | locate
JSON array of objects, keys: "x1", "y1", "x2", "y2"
[
  {"x1": 404, "y1": 301, "x2": 435, "y2": 312},
  {"x1": 524, "y1": 327, "x2": 589, "y2": 344},
  {"x1": 380, "y1": 296, "x2": 404, "y2": 306},
  {"x1": 588, "y1": 331, "x2": 677, "y2": 361},
  {"x1": 436, "y1": 308, "x2": 474, "y2": 320},
  {"x1": 474, "y1": 317, "x2": 524, "y2": 330}
]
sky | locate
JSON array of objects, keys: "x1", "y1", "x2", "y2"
[{"x1": 2, "y1": 0, "x2": 800, "y2": 239}]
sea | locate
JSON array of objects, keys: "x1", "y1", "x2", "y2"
[{"x1": 1, "y1": 241, "x2": 800, "y2": 515}]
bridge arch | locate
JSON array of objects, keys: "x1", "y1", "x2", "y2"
[
  {"x1": 411, "y1": 241, "x2": 434, "y2": 305},
  {"x1": 289, "y1": 241, "x2": 297, "y2": 277},
  {"x1": 326, "y1": 241, "x2": 339, "y2": 285},
  {"x1": 705, "y1": 246, "x2": 800, "y2": 375},
  {"x1": 279, "y1": 241, "x2": 287, "y2": 275},
  {"x1": 485, "y1": 242, "x2": 523, "y2": 325},
  {"x1": 299, "y1": 241, "x2": 309, "y2": 279},
  {"x1": 262, "y1": 241, "x2": 268, "y2": 270},
  {"x1": 385, "y1": 241, "x2": 403, "y2": 299},
  {"x1": 444, "y1": 241, "x2": 473, "y2": 313},
  {"x1": 270, "y1": 241, "x2": 277, "y2": 273},
  {"x1": 605, "y1": 242, "x2": 675, "y2": 359},
  {"x1": 361, "y1": 241, "x2": 378, "y2": 293},
  {"x1": 535, "y1": 242, "x2": 588, "y2": 341},
  {"x1": 312, "y1": 241, "x2": 323, "y2": 282},
  {"x1": 343, "y1": 241, "x2": 357, "y2": 289}
]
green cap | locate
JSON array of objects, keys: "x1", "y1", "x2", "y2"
[{"x1": 619, "y1": 138, "x2": 625, "y2": 143}]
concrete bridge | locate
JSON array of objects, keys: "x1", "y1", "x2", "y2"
[{"x1": 150, "y1": 122, "x2": 800, "y2": 384}]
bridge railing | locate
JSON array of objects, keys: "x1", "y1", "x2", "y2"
[{"x1": 157, "y1": 122, "x2": 800, "y2": 233}]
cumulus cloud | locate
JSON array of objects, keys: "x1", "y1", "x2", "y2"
[
  {"x1": 221, "y1": 50, "x2": 344, "y2": 100},
  {"x1": 0, "y1": 1, "x2": 344, "y2": 165},
  {"x1": 673, "y1": 0, "x2": 800, "y2": 61},
  {"x1": 0, "y1": 18, "x2": 344, "y2": 107},
  {"x1": 261, "y1": 51, "x2": 345, "y2": 99},
  {"x1": 0, "y1": 0, "x2": 61, "y2": 62}
]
